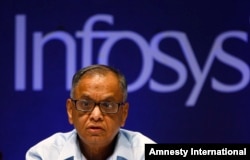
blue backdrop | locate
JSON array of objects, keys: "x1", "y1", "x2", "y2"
[{"x1": 1, "y1": 0, "x2": 250, "y2": 159}]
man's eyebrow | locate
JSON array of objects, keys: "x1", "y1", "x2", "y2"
[
  {"x1": 79, "y1": 94, "x2": 91, "y2": 99},
  {"x1": 79, "y1": 94, "x2": 116, "y2": 101}
]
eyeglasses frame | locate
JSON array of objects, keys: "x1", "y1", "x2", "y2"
[{"x1": 70, "y1": 98, "x2": 125, "y2": 114}]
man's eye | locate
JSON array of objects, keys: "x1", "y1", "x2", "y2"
[
  {"x1": 81, "y1": 101, "x2": 90, "y2": 106},
  {"x1": 102, "y1": 102, "x2": 112, "y2": 108}
]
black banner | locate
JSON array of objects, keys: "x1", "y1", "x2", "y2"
[{"x1": 145, "y1": 144, "x2": 250, "y2": 160}]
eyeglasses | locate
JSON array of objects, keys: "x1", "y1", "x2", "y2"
[{"x1": 70, "y1": 99, "x2": 125, "y2": 113}]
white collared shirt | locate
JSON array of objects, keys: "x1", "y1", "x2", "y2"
[{"x1": 26, "y1": 129, "x2": 155, "y2": 160}]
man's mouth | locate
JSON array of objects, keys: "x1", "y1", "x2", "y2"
[{"x1": 87, "y1": 126, "x2": 104, "y2": 134}]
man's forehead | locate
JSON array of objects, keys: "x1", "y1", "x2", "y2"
[
  {"x1": 78, "y1": 72, "x2": 119, "y2": 86},
  {"x1": 78, "y1": 93, "x2": 117, "y2": 101}
]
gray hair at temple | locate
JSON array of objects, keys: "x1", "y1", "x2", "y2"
[{"x1": 70, "y1": 64, "x2": 128, "y2": 102}]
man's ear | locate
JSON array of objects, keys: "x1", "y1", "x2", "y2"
[
  {"x1": 66, "y1": 99, "x2": 73, "y2": 125},
  {"x1": 121, "y1": 102, "x2": 129, "y2": 127}
]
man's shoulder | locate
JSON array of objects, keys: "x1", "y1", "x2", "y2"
[
  {"x1": 26, "y1": 129, "x2": 77, "y2": 158},
  {"x1": 111, "y1": 129, "x2": 155, "y2": 159},
  {"x1": 119, "y1": 128, "x2": 156, "y2": 146},
  {"x1": 34, "y1": 129, "x2": 76, "y2": 148}
]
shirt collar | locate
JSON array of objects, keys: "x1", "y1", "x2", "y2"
[
  {"x1": 107, "y1": 130, "x2": 133, "y2": 160},
  {"x1": 58, "y1": 130, "x2": 83, "y2": 160},
  {"x1": 58, "y1": 129, "x2": 133, "y2": 160}
]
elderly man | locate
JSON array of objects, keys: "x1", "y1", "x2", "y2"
[{"x1": 26, "y1": 64, "x2": 155, "y2": 160}]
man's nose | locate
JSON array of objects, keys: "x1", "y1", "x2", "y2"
[{"x1": 90, "y1": 105, "x2": 103, "y2": 121}]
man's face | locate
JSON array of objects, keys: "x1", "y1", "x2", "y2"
[{"x1": 66, "y1": 72, "x2": 129, "y2": 147}]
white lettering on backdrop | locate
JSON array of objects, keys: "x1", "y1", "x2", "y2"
[{"x1": 14, "y1": 14, "x2": 250, "y2": 107}]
